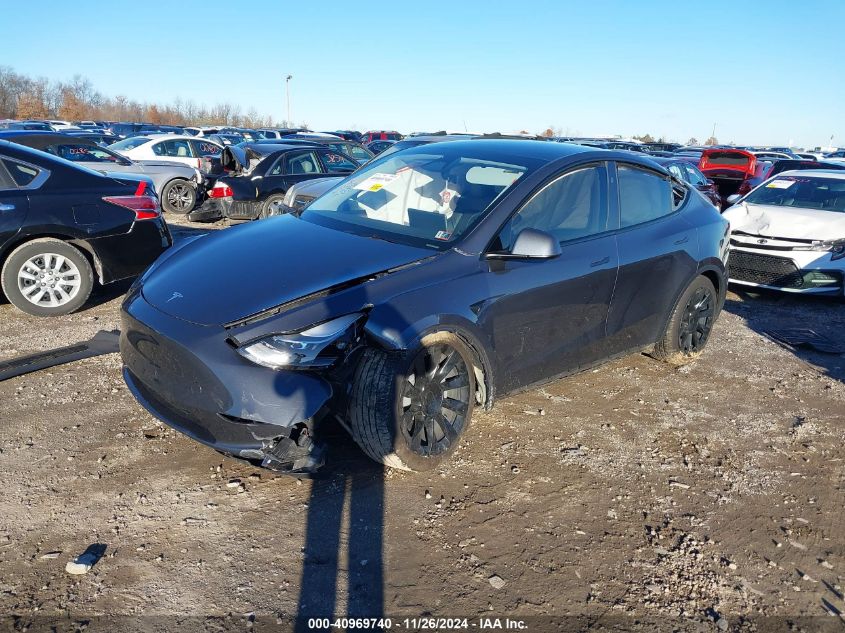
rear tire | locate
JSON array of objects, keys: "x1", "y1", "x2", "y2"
[
  {"x1": 348, "y1": 332, "x2": 476, "y2": 471},
  {"x1": 259, "y1": 194, "x2": 288, "y2": 219},
  {"x1": 1, "y1": 239, "x2": 94, "y2": 317},
  {"x1": 161, "y1": 179, "x2": 196, "y2": 214},
  {"x1": 651, "y1": 275, "x2": 717, "y2": 365}
]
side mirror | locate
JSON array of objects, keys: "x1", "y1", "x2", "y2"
[
  {"x1": 488, "y1": 228, "x2": 561, "y2": 260},
  {"x1": 726, "y1": 194, "x2": 742, "y2": 205}
]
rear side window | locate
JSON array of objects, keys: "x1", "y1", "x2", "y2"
[
  {"x1": 618, "y1": 165, "x2": 673, "y2": 227},
  {"x1": 154, "y1": 139, "x2": 193, "y2": 158},
  {"x1": 3, "y1": 159, "x2": 40, "y2": 187},
  {"x1": 284, "y1": 151, "x2": 322, "y2": 175}
]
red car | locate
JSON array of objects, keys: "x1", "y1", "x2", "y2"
[
  {"x1": 697, "y1": 148, "x2": 759, "y2": 208},
  {"x1": 360, "y1": 130, "x2": 402, "y2": 144}
]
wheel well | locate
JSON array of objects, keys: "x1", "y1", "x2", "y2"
[
  {"x1": 700, "y1": 269, "x2": 721, "y2": 297},
  {"x1": 0, "y1": 234, "x2": 102, "y2": 284},
  {"x1": 448, "y1": 329, "x2": 495, "y2": 411}
]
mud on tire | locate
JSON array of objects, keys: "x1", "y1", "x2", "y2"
[
  {"x1": 348, "y1": 332, "x2": 476, "y2": 471},
  {"x1": 650, "y1": 275, "x2": 718, "y2": 366}
]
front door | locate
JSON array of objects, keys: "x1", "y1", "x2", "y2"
[{"x1": 479, "y1": 162, "x2": 619, "y2": 393}]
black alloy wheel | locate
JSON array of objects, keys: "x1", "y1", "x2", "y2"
[
  {"x1": 399, "y1": 343, "x2": 472, "y2": 457},
  {"x1": 677, "y1": 286, "x2": 715, "y2": 354}
]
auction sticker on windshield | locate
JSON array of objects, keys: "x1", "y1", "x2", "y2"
[
  {"x1": 766, "y1": 179, "x2": 795, "y2": 189},
  {"x1": 355, "y1": 173, "x2": 397, "y2": 192}
]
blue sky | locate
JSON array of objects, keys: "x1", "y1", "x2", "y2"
[{"x1": 5, "y1": 0, "x2": 844, "y2": 147}]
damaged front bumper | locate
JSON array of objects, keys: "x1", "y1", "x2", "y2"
[{"x1": 120, "y1": 289, "x2": 332, "y2": 473}]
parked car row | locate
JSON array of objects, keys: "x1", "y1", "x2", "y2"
[{"x1": 2, "y1": 125, "x2": 842, "y2": 474}]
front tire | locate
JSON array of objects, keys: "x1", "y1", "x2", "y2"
[
  {"x1": 1, "y1": 239, "x2": 94, "y2": 317},
  {"x1": 161, "y1": 179, "x2": 196, "y2": 214},
  {"x1": 348, "y1": 332, "x2": 476, "y2": 471},
  {"x1": 651, "y1": 275, "x2": 717, "y2": 365}
]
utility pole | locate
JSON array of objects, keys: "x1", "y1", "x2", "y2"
[{"x1": 285, "y1": 75, "x2": 293, "y2": 127}]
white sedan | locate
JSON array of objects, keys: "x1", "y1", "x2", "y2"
[
  {"x1": 723, "y1": 170, "x2": 845, "y2": 295},
  {"x1": 109, "y1": 134, "x2": 223, "y2": 174}
]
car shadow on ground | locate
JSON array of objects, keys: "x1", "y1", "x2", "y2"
[
  {"x1": 723, "y1": 285, "x2": 845, "y2": 383},
  {"x1": 295, "y1": 419, "x2": 385, "y2": 630}
]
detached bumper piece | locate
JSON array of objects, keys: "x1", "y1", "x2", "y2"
[
  {"x1": 261, "y1": 425, "x2": 326, "y2": 474},
  {"x1": 0, "y1": 330, "x2": 119, "y2": 382}
]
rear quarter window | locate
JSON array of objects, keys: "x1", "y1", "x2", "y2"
[{"x1": 2, "y1": 159, "x2": 40, "y2": 187}]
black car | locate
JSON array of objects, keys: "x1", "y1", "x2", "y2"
[
  {"x1": 64, "y1": 130, "x2": 121, "y2": 146},
  {"x1": 0, "y1": 140, "x2": 171, "y2": 316},
  {"x1": 366, "y1": 139, "x2": 396, "y2": 154},
  {"x1": 121, "y1": 140, "x2": 729, "y2": 474},
  {"x1": 248, "y1": 137, "x2": 374, "y2": 164},
  {"x1": 191, "y1": 144, "x2": 358, "y2": 221},
  {"x1": 649, "y1": 157, "x2": 722, "y2": 207}
]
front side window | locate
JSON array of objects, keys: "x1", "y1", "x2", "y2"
[
  {"x1": 319, "y1": 151, "x2": 357, "y2": 173},
  {"x1": 618, "y1": 165, "x2": 673, "y2": 227},
  {"x1": 495, "y1": 164, "x2": 608, "y2": 251}
]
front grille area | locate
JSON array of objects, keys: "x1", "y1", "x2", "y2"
[{"x1": 728, "y1": 250, "x2": 804, "y2": 288}]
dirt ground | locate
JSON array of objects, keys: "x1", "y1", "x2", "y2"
[{"x1": 1, "y1": 216, "x2": 844, "y2": 632}]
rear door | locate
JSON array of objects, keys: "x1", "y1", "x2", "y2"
[
  {"x1": 0, "y1": 157, "x2": 33, "y2": 252},
  {"x1": 151, "y1": 138, "x2": 197, "y2": 169},
  {"x1": 605, "y1": 162, "x2": 699, "y2": 352},
  {"x1": 262, "y1": 150, "x2": 328, "y2": 197}
]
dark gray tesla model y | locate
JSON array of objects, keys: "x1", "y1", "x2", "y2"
[{"x1": 120, "y1": 140, "x2": 729, "y2": 473}]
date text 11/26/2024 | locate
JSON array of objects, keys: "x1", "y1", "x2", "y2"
[{"x1": 306, "y1": 618, "x2": 528, "y2": 630}]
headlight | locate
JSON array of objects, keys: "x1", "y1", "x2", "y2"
[
  {"x1": 795, "y1": 239, "x2": 845, "y2": 260},
  {"x1": 236, "y1": 313, "x2": 363, "y2": 370}
]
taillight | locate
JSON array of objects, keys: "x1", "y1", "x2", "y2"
[
  {"x1": 209, "y1": 183, "x2": 233, "y2": 198},
  {"x1": 103, "y1": 181, "x2": 160, "y2": 220}
]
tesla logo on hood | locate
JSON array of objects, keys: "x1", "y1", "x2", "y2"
[{"x1": 167, "y1": 291, "x2": 184, "y2": 302}]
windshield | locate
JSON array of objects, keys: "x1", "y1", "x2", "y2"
[
  {"x1": 109, "y1": 137, "x2": 151, "y2": 151},
  {"x1": 745, "y1": 176, "x2": 845, "y2": 212},
  {"x1": 302, "y1": 145, "x2": 536, "y2": 249}
]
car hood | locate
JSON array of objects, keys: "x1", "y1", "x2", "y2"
[
  {"x1": 724, "y1": 203, "x2": 845, "y2": 239},
  {"x1": 141, "y1": 214, "x2": 434, "y2": 325}
]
